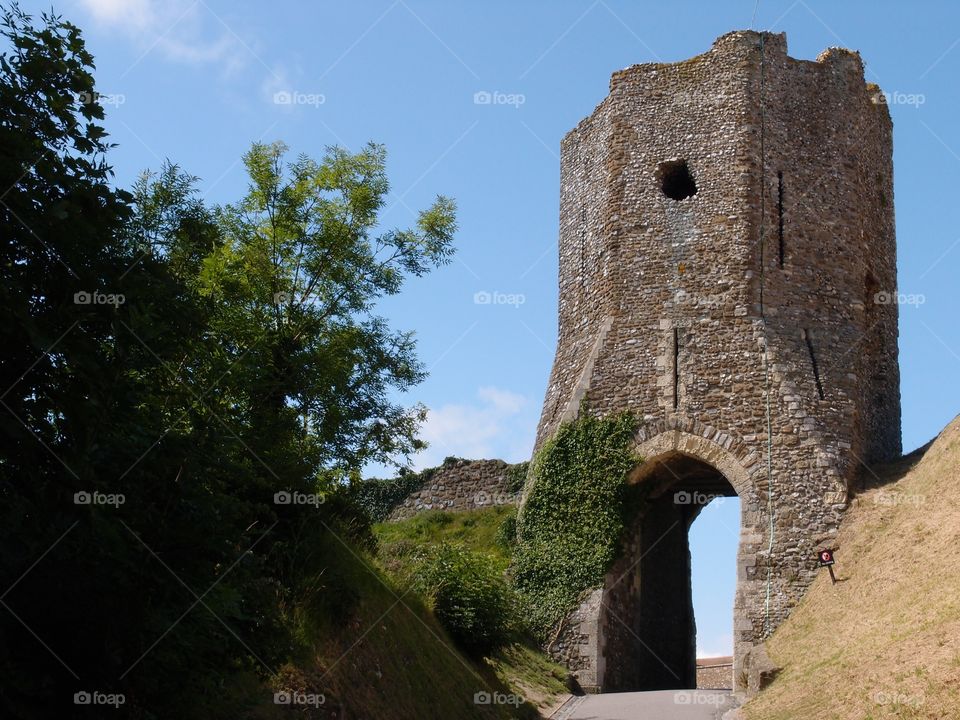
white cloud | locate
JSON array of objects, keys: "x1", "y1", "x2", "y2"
[
  {"x1": 260, "y1": 62, "x2": 319, "y2": 110},
  {"x1": 414, "y1": 386, "x2": 534, "y2": 470},
  {"x1": 697, "y1": 632, "x2": 733, "y2": 659},
  {"x1": 261, "y1": 64, "x2": 291, "y2": 104},
  {"x1": 81, "y1": 0, "x2": 154, "y2": 31},
  {"x1": 78, "y1": 0, "x2": 253, "y2": 74},
  {"x1": 476, "y1": 386, "x2": 525, "y2": 415}
]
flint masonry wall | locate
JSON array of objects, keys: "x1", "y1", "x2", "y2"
[
  {"x1": 531, "y1": 30, "x2": 900, "y2": 692},
  {"x1": 387, "y1": 459, "x2": 518, "y2": 521}
]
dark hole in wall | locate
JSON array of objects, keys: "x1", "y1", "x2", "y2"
[
  {"x1": 579, "y1": 206, "x2": 587, "y2": 287},
  {"x1": 864, "y1": 271, "x2": 879, "y2": 304},
  {"x1": 777, "y1": 171, "x2": 785, "y2": 267},
  {"x1": 658, "y1": 160, "x2": 697, "y2": 201},
  {"x1": 803, "y1": 328, "x2": 826, "y2": 400},
  {"x1": 673, "y1": 328, "x2": 680, "y2": 410}
]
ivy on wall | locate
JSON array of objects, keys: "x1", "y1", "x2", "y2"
[
  {"x1": 353, "y1": 457, "x2": 466, "y2": 522},
  {"x1": 512, "y1": 410, "x2": 641, "y2": 638},
  {"x1": 505, "y1": 461, "x2": 530, "y2": 494},
  {"x1": 357, "y1": 457, "x2": 528, "y2": 524}
]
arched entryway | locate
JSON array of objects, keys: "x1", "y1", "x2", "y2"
[{"x1": 593, "y1": 430, "x2": 756, "y2": 693}]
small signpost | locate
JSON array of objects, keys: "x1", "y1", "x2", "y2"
[{"x1": 817, "y1": 548, "x2": 837, "y2": 584}]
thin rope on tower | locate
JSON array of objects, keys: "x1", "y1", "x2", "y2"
[{"x1": 756, "y1": 30, "x2": 777, "y2": 639}]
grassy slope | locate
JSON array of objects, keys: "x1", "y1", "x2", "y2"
[
  {"x1": 744, "y1": 416, "x2": 960, "y2": 720},
  {"x1": 374, "y1": 506, "x2": 515, "y2": 575},
  {"x1": 374, "y1": 507, "x2": 571, "y2": 717},
  {"x1": 246, "y1": 529, "x2": 521, "y2": 720}
]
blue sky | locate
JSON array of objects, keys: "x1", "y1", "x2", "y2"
[{"x1": 37, "y1": 0, "x2": 960, "y2": 660}]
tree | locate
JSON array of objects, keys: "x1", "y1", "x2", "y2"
[
  {"x1": 0, "y1": 5, "x2": 457, "y2": 716},
  {"x1": 204, "y1": 141, "x2": 456, "y2": 472},
  {"x1": 0, "y1": 6, "x2": 274, "y2": 715}
]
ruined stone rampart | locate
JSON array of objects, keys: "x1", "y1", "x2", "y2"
[{"x1": 387, "y1": 459, "x2": 520, "y2": 521}]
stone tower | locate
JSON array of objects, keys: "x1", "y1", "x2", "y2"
[{"x1": 533, "y1": 31, "x2": 900, "y2": 692}]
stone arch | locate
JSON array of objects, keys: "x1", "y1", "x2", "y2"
[
  {"x1": 590, "y1": 426, "x2": 761, "y2": 693},
  {"x1": 630, "y1": 426, "x2": 759, "y2": 502}
]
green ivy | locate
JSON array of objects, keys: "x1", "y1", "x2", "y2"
[
  {"x1": 353, "y1": 457, "x2": 469, "y2": 522},
  {"x1": 512, "y1": 411, "x2": 641, "y2": 638},
  {"x1": 506, "y1": 461, "x2": 530, "y2": 494},
  {"x1": 352, "y1": 470, "x2": 429, "y2": 522}
]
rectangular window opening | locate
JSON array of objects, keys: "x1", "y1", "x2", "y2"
[
  {"x1": 579, "y1": 207, "x2": 587, "y2": 287},
  {"x1": 579, "y1": 241, "x2": 585, "y2": 286},
  {"x1": 777, "y1": 171, "x2": 785, "y2": 268},
  {"x1": 803, "y1": 328, "x2": 825, "y2": 399},
  {"x1": 673, "y1": 327, "x2": 680, "y2": 410}
]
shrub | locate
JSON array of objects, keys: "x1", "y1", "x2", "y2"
[{"x1": 414, "y1": 543, "x2": 514, "y2": 656}]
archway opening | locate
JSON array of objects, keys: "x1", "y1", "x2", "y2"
[
  {"x1": 598, "y1": 452, "x2": 739, "y2": 692},
  {"x1": 690, "y1": 492, "x2": 740, "y2": 690}
]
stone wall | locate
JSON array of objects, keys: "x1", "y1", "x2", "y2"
[
  {"x1": 696, "y1": 658, "x2": 734, "y2": 690},
  {"x1": 387, "y1": 459, "x2": 520, "y2": 521},
  {"x1": 527, "y1": 30, "x2": 900, "y2": 693}
]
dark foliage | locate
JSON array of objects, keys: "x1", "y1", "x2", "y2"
[{"x1": 0, "y1": 5, "x2": 454, "y2": 717}]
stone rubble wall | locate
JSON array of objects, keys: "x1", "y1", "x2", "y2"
[
  {"x1": 386, "y1": 459, "x2": 520, "y2": 521},
  {"x1": 696, "y1": 659, "x2": 734, "y2": 690}
]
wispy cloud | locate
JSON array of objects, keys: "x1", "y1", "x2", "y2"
[
  {"x1": 77, "y1": 0, "x2": 252, "y2": 75},
  {"x1": 80, "y1": 0, "x2": 154, "y2": 31},
  {"x1": 414, "y1": 386, "x2": 534, "y2": 470}
]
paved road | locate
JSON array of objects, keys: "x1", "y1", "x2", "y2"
[{"x1": 554, "y1": 690, "x2": 736, "y2": 720}]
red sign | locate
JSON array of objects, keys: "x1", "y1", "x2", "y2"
[{"x1": 817, "y1": 549, "x2": 835, "y2": 566}]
